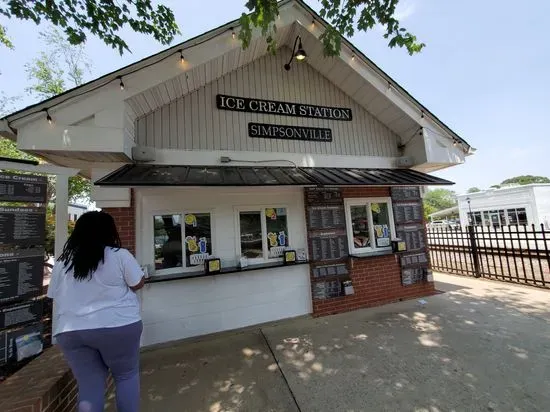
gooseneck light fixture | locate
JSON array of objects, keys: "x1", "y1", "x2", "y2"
[{"x1": 284, "y1": 36, "x2": 307, "y2": 71}]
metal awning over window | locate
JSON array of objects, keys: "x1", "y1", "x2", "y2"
[{"x1": 95, "y1": 164, "x2": 453, "y2": 187}]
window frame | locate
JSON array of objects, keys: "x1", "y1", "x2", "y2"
[
  {"x1": 234, "y1": 205, "x2": 291, "y2": 265},
  {"x1": 151, "y1": 209, "x2": 215, "y2": 275},
  {"x1": 344, "y1": 197, "x2": 396, "y2": 255}
]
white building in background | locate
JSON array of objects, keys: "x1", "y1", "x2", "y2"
[
  {"x1": 457, "y1": 184, "x2": 550, "y2": 229},
  {"x1": 67, "y1": 203, "x2": 87, "y2": 222}
]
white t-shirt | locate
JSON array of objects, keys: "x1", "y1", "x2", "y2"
[{"x1": 47, "y1": 247, "x2": 143, "y2": 336}]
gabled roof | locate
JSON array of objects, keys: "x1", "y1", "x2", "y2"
[{"x1": 1, "y1": 0, "x2": 471, "y2": 152}]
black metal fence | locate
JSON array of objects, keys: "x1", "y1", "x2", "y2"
[{"x1": 427, "y1": 224, "x2": 550, "y2": 287}]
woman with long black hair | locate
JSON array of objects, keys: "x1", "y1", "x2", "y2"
[{"x1": 47, "y1": 211, "x2": 144, "y2": 412}]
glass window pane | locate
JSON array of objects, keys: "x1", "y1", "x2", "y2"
[
  {"x1": 265, "y1": 208, "x2": 288, "y2": 258},
  {"x1": 499, "y1": 210, "x2": 506, "y2": 227},
  {"x1": 517, "y1": 208, "x2": 528, "y2": 225},
  {"x1": 473, "y1": 212, "x2": 482, "y2": 225},
  {"x1": 240, "y1": 211, "x2": 263, "y2": 259},
  {"x1": 483, "y1": 211, "x2": 490, "y2": 226},
  {"x1": 507, "y1": 209, "x2": 518, "y2": 225},
  {"x1": 184, "y1": 213, "x2": 212, "y2": 266},
  {"x1": 154, "y1": 214, "x2": 183, "y2": 270},
  {"x1": 371, "y1": 202, "x2": 391, "y2": 247},
  {"x1": 351, "y1": 205, "x2": 370, "y2": 249}
]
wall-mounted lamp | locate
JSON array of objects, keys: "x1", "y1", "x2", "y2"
[
  {"x1": 284, "y1": 36, "x2": 307, "y2": 71},
  {"x1": 43, "y1": 108, "x2": 52, "y2": 125}
]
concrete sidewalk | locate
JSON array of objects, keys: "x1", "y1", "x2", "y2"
[{"x1": 108, "y1": 273, "x2": 550, "y2": 411}]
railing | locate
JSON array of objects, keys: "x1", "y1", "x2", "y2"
[{"x1": 427, "y1": 225, "x2": 550, "y2": 288}]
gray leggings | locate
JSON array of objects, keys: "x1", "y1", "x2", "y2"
[{"x1": 56, "y1": 321, "x2": 143, "y2": 412}]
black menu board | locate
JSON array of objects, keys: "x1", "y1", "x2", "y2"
[
  {"x1": 308, "y1": 205, "x2": 345, "y2": 230},
  {"x1": 0, "y1": 207, "x2": 46, "y2": 246},
  {"x1": 310, "y1": 231, "x2": 348, "y2": 261},
  {"x1": 305, "y1": 188, "x2": 349, "y2": 300},
  {"x1": 401, "y1": 268, "x2": 427, "y2": 286},
  {"x1": 0, "y1": 173, "x2": 47, "y2": 203},
  {"x1": 391, "y1": 186, "x2": 429, "y2": 286},
  {"x1": 306, "y1": 188, "x2": 343, "y2": 205},
  {"x1": 312, "y1": 280, "x2": 341, "y2": 299},
  {"x1": 393, "y1": 202, "x2": 424, "y2": 224},
  {"x1": 0, "y1": 323, "x2": 43, "y2": 365},
  {"x1": 0, "y1": 249, "x2": 44, "y2": 303},
  {"x1": 312, "y1": 263, "x2": 348, "y2": 278},
  {"x1": 0, "y1": 300, "x2": 42, "y2": 329},
  {"x1": 391, "y1": 187, "x2": 421, "y2": 201}
]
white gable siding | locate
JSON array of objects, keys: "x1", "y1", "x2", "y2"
[{"x1": 135, "y1": 50, "x2": 399, "y2": 157}]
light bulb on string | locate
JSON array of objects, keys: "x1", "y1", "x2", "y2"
[
  {"x1": 351, "y1": 54, "x2": 355, "y2": 61},
  {"x1": 118, "y1": 76, "x2": 125, "y2": 91},
  {"x1": 231, "y1": 29, "x2": 236, "y2": 39},
  {"x1": 179, "y1": 50, "x2": 185, "y2": 64}
]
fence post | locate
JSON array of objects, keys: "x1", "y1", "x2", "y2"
[{"x1": 468, "y1": 225, "x2": 481, "y2": 278}]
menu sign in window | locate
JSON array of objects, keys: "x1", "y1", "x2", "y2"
[
  {"x1": 0, "y1": 207, "x2": 46, "y2": 246},
  {"x1": 0, "y1": 248, "x2": 44, "y2": 303},
  {"x1": 0, "y1": 173, "x2": 47, "y2": 203}
]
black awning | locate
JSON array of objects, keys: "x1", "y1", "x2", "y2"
[{"x1": 95, "y1": 164, "x2": 453, "y2": 187}]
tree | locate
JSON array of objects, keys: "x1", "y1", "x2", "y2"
[
  {"x1": 423, "y1": 189, "x2": 457, "y2": 213},
  {"x1": 467, "y1": 187, "x2": 481, "y2": 193},
  {"x1": 1, "y1": 0, "x2": 423, "y2": 57},
  {"x1": 0, "y1": 27, "x2": 91, "y2": 202},
  {"x1": 501, "y1": 175, "x2": 550, "y2": 186}
]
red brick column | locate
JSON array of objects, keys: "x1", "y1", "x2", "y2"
[
  {"x1": 310, "y1": 186, "x2": 435, "y2": 317},
  {"x1": 102, "y1": 190, "x2": 136, "y2": 256}
]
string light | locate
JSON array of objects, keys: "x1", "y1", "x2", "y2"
[
  {"x1": 118, "y1": 76, "x2": 125, "y2": 91},
  {"x1": 453, "y1": 140, "x2": 458, "y2": 147},
  {"x1": 231, "y1": 29, "x2": 236, "y2": 39},
  {"x1": 387, "y1": 82, "x2": 392, "y2": 92},
  {"x1": 421, "y1": 112, "x2": 424, "y2": 119},
  {"x1": 179, "y1": 50, "x2": 185, "y2": 63},
  {"x1": 351, "y1": 54, "x2": 355, "y2": 61}
]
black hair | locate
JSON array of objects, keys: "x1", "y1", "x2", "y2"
[{"x1": 59, "y1": 211, "x2": 122, "y2": 281}]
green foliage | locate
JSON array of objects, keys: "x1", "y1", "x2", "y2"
[
  {"x1": 2, "y1": 1, "x2": 422, "y2": 57},
  {"x1": 45, "y1": 206, "x2": 75, "y2": 255},
  {"x1": 241, "y1": 0, "x2": 424, "y2": 57},
  {"x1": 501, "y1": 175, "x2": 550, "y2": 185},
  {"x1": 0, "y1": 24, "x2": 13, "y2": 49},
  {"x1": 423, "y1": 188, "x2": 457, "y2": 213},
  {"x1": 25, "y1": 52, "x2": 66, "y2": 99},
  {"x1": 25, "y1": 27, "x2": 91, "y2": 100},
  {"x1": 423, "y1": 202, "x2": 435, "y2": 221},
  {"x1": 0, "y1": 0, "x2": 179, "y2": 54},
  {"x1": 467, "y1": 187, "x2": 481, "y2": 193}
]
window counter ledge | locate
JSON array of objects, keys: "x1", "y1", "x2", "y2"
[
  {"x1": 145, "y1": 260, "x2": 309, "y2": 284},
  {"x1": 350, "y1": 250, "x2": 394, "y2": 259}
]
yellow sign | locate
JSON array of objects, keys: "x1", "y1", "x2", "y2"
[
  {"x1": 208, "y1": 259, "x2": 220, "y2": 272},
  {"x1": 185, "y1": 214, "x2": 197, "y2": 227},
  {"x1": 265, "y1": 208, "x2": 277, "y2": 220}
]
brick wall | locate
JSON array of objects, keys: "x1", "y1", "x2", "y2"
[
  {"x1": 103, "y1": 190, "x2": 136, "y2": 255},
  {"x1": 311, "y1": 186, "x2": 435, "y2": 317},
  {"x1": 313, "y1": 254, "x2": 435, "y2": 316},
  {"x1": 0, "y1": 347, "x2": 114, "y2": 412}
]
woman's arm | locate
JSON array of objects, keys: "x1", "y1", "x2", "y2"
[{"x1": 129, "y1": 277, "x2": 145, "y2": 291}]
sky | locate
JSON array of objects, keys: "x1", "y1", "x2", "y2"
[{"x1": 1, "y1": 0, "x2": 549, "y2": 195}]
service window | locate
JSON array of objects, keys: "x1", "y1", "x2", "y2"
[
  {"x1": 153, "y1": 212, "x2": 213, "y2": 273},
  {"x1": 237, "y1": 207, "x2": 289, "y2": 263},
  {"x1": 345, "y1": 198, "x2": 395, "y2": 255}
]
